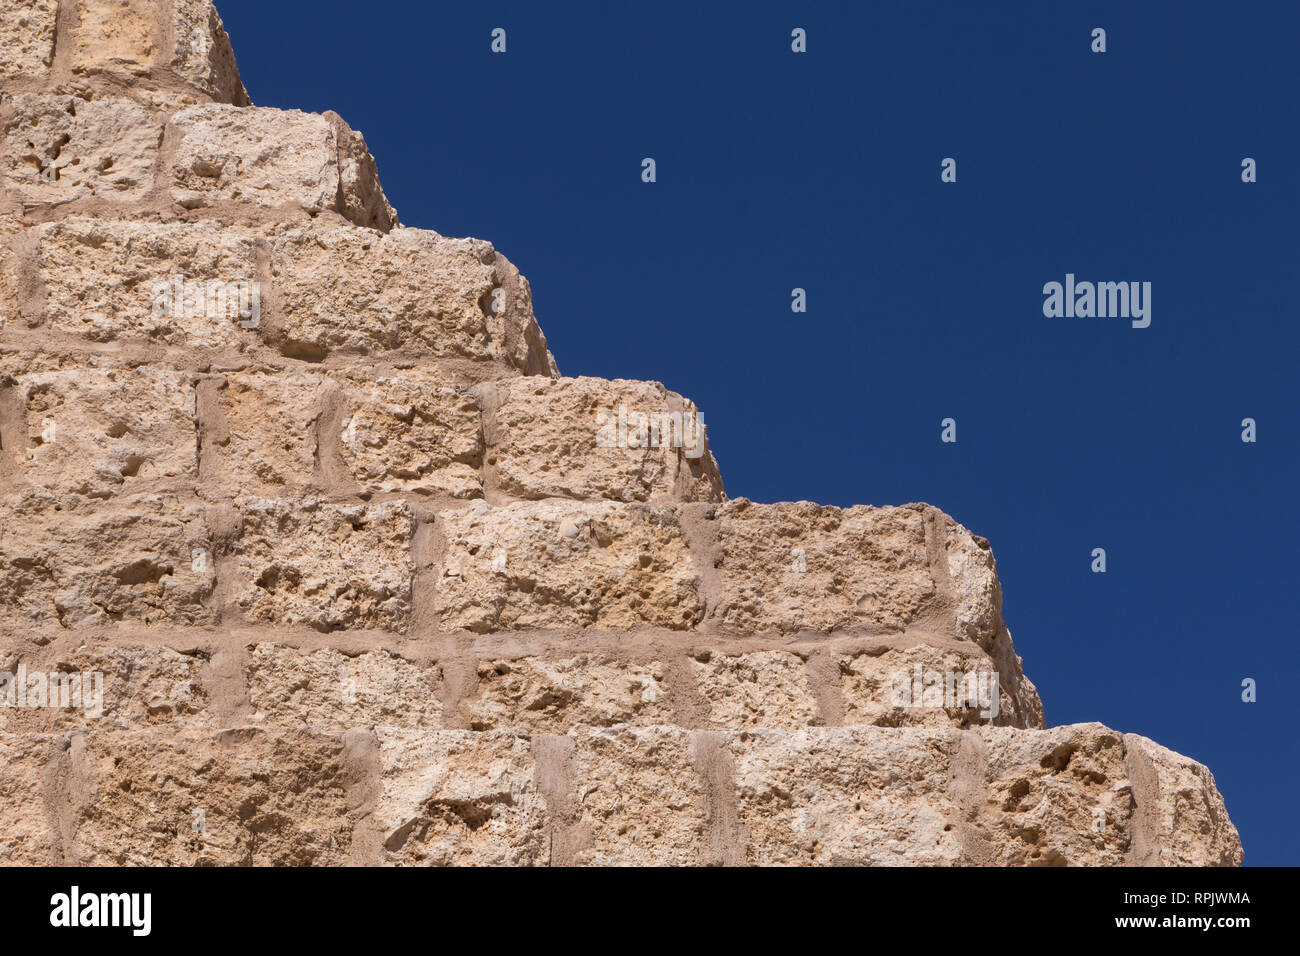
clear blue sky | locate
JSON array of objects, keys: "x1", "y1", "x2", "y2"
[{"x1": 215, "y1": 0, "x2": 1298, "y2": 865}]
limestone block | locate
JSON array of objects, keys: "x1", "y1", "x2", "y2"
[
  {"x1": 486, "y1": 376, "x2": 723, "y2": 503},
  {"x1": 13, "y1": 367, "x2": 198, "y2": 498},
  {"x1": 0, "y1": 0, "x2": 58, "y2": 82},
  {"x1": 435, "y1": 500, "x2": 702, "y2": 632},
  {"x1": 0, "y1": 492, "x2": 215, "y2": 628},
  {"x1": 709, "y1": 499, "x2": 936, "y2": 635},
  {"x1": 466, "y1": 654, "x2": 669, "y2": 732},
  {"x1": 211, "y1": 370, "x2": 326, "y2": 496},
  {"x1": 0, "y1": 734, "x2": 58, "y2": 864},
  {"x1": 35, "y1": 218, "x2": 259, "y2": 349},
  {"x1": 693, "y1": 650, "x2": 818, "y2": 729},
  {"x1": 234, "y1": 498, "x2": 414, "y2": 633},
  {"x1": 247, "y1": 643, "x2": 441, "y2": 732},
  {"x1": 377, "y1": 728, "x2": 547, "y2": 866},
  {"x1": 72, "y1": 727, "x2": 352, "y2": 865}
]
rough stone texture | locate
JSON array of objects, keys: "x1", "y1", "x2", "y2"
[
  {"x1": 0, "y1": 644, "x2": 209, "y2": 732},
  {"x1": 0, "y1": 734, "x2": 58, "y2": 864},
  {"x1": 35, "y1": 218, "x2": 258, "y2": 348},
  {"x1": 435, "y1": 500, "x2": 703, "y2": 633},
  {"x1": 376, "y1": 728, "x2": 548, "y2": 866},
  {"x1": 234, "y1": 498, "x2": 414, "y2": 633},
  {"x1": 0, "y1": 0, "x2": 58, "y2": 82},
  {"x1": 268, "y1": 226, "x2": 552, "y2": 367},
  {"x1": 0, "y1": 0, "x2": 1243, "y2": 869},
  {"x1": 11, "y1": 367, "x2": 198, "y2": 498},
  {"x1": 72, "y1": 727, "x2": 352, "y2": 865},
  {"x1": 710, "y1": 499, "x2": 937, "y2": 634},
  {"x1": 466, "y1": 655, "x2": 669, "y2": 733},
  {"x1": 485, "y1": 376, "x2": 723, "y2": 503},
  {"x1": 0, "y1": 95, "x2": 163, "y2": 207},
  {"x1": 732, "y1": 727, "x2": 964, "y2": 865},
  {"x1": 248, "y1": 644, "x2": 441, "y2": 732},
  {"x1": 168, "y1": 105, "x2": 339, "y2": 214},
  {"x1": 693, "y1": 650, "x2": 818, "y2": 729},
  {"x1": 335, "y1": 368, "x2": 482, "y2": 498},
  {"x1": 570, "y1": 726, "x2": 709, "y2": 866},
  {"x1": 170, "y1": 0, "x2": 252, "y2": 106},
  {"x1": 210, "y1": 370, "x2": 325, "y2": 496},
  {"x1": 0, "y1": 492, "x2": 215, "y2": 628},
  {"x1": 1124, "y1": 733, "x2": 1244, "y2": 867}
]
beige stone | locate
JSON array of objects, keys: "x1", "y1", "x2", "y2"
[
  {"x1": 693, "y1": 650, "x2": 818, "y2": 729},
  {"x1": 329, "y1": 112, "x2": 397, "y2": 231},
  {"x1": 72, "y1": 727, "x2": 352, "y2": 865},
  {"x1": 0, "y1": 734, "x2": 58, "y2": 864},
  {"x1": 1124, "y1": 732, "x2": 1243, "y2": 866},
  {"x1": 467, "y1": 654, "x2": 669, "y2": 732},
  {"x1": 211, "y1": 370, "x2": 325, "y2": 496},
  {"x1": 435, "y1": 500, "x2": 702, "y2": 632},
  {"x1": 486, "y1": 376, "x2": 723, "y2": 503},
  {"x1": 335, "y1": 369, "x2": 482, "y2": 498},
  {"x1": 167, "y1": 105, "x2": 339, "y2": 214},
  {"x1": 234, "y1": 498, "x2": 414, "y2": 633},
  {"x1": 839, "y1": 645, "x2": 1033, "y2": 729},
  {"x1": 13, "y1": 367, "x2": 198, "y2": 498},
  {"x1": 0, "y1": 644, "x2": 208, "y2": 732},
  {"x1": 710, "y1": 499, "x2": 936, "y2": 635},
  {"x1": 731, "y1": 726, "x2": 964, "y2": 865},
  {"x1": 169, "y1": 0, "x2": 251, "y2": 106},
  {"x1": 570, "y1": 726, "x2": 709, "y2": 866},
  {"x1": 36, "y1": 218, "x2": 259, "y2": 348},
  {"x1": 0, "y1": 95, "x2": 163, "y2": 206},
  {"x1": 72, "y1": 0, "x2": 160, "y2": 77},
  {"x1": 0, "y1": 0, "x2": 58, "y2": 82},
  {"x1": 0, "y1": 492, "x2": 215, "y2": 628},
  {"x1": 974, "y1": 724, "x2": 1133, "y2": 866},
  {"x1": 268, "y1": 225, "x2": 554, "y2": 370},
  {"x1": 377, "y1": 728, "x2": 547, "y2": 866},
  {"x1": 247, "y1": 643, "x2": 441, "y2": 732}
]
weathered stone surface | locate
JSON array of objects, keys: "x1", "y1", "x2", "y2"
[
  {"x1": 234, "y1": 498, "x2": 414, "y2": 633},
  {"x1": 168, "y1": 106, "x2": 339, "y2": 215},
  {"x1": 210, "y1": 371, "x2": 325, "y2": 496},
  {"x1": 1124, "y1": 733, "x2": 1243, "y2": 866},
  {"x1": 0, "y1": 492, "x2": 215, "y2": 628},
  {"x1": 0, "y1": 0, "x2": 1244, "y2": 870},
  {"x1": 0, "y1": 95, "x2": 162, "y2": 206},
  {"x1": 268, "y1": 226, "x2": 554, "y2": 370},
  {"x1": 13, "y1": 367, "x2": 198, "y2": 497},
  {"x1": 0, "y1": 734, "x2": 58, "y2": 864},
  {"x1": 335, "y1": 369, "x2": 482, "y2": 498},
  {"x1": 570, "y1": 726, "x2": 709, "y2": 866},
  {"x1": 377, "y1": 728, "x2": 547, "y2": 866},
  {"x1": 169, "y1": 0, "x2": 251, "y2": 106},
  {"x1": 731, "y1": 727, "x2": 963, "y2": 865},
  {"x1": 466, "y1": 654, "x2": 669, "y2": 732},
  {"x1": 72, "y1": 0, "x2": 162, "y2": 78},
  {"x1": 485, "y1": 376, "x2": 723, "y2": 503},
  {"x1": 974, "y1": 724, "x2": 1133, "y2": 866},
  {"x1": 248, "y1": 644, "x2": 441, "y2": 732},
  {"x1": 72, "y1": 727, "x2": 352, "y2": 865},
  {"x1": 35, "y1": 218, "x2": 258, "y2": 348},
  {"x1": 839, "y1": 645, "x2": 1026, "y2": 729},
  {"x1": 710, "y1": 499, "x2": 936, "y2": 635},
  {"x1": 0, "y1": 644, "x2": 208, "y2": 732},
  {"x1": 0, "y1": 0, "x2": 58, "y2": 82},
  {"x1": 693, "y1": 650, "x2": 818, "y2": 729},
  {"x1": 435, "y1": 500, "x2": 702, "y2": 632}
]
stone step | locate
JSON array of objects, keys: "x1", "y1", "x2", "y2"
[{"x1": 0, "y1": 721, "x2": 1241, "y2": 866}]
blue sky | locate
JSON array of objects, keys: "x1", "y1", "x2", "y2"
[{"x1": 215, "y1": 0, "x2": 1298, "y2": 864}]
